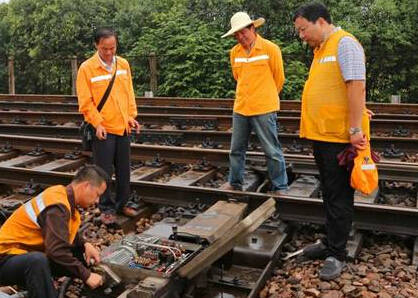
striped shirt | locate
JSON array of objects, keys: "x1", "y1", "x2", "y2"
[{"x1": 337, "y1": 33, "x2": 366, "y2": 81}]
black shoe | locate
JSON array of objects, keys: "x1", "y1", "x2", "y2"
[
  {"x1": 319, "y1": 256, "x2": 345, "y2": 280},
  {"x1": 303, "y1": 241, "x2": 328, "y2": 260}
]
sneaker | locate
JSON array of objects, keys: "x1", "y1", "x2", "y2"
[
  {"x1": 303, "y1": 241, "x2": 328, "y2": 260},
  {"x1": 319, "y1": 256, "x2": 345, "y2": 280}
]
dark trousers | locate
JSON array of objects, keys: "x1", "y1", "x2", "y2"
[
  {"x1": 0, "y1": 252, "x2": 56, "y2": 298},
  {"x1": 0, "y1": 249, "x2": 86, "y2": 298},
  {"x1": 92, "y1": 133, "x2": 131, "y2": 213},
  {"x1": 313, "y1": 141, "x2": 354, "y2": 261}
]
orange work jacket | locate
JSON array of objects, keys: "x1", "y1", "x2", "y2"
[
  {"x1": 77, "y1": 53, "x2": 137, "y2": 135},
  {"x1": 0, "y1": 185, "x2": 81, "y2": 255},
  {"x1": 230, "y1": 34, "x2": 285, "y2": 116}
]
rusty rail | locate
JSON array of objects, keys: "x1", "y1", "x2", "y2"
[
  {"x1": 0, "y1": 159, "x2": 416, "y2": 236},
  {"x1": 0, "y1": 94, "x2": 417, "y2": 115},
  {"x1": 0, "y1": 100, "x2": 417, "y2": 121},
  {"x1": 0, "y1": 111, "x2": 416, "y2": 135},
  {"x1": 0, "y1": 125, "x2": 416, "y2": 157},
  {"x1": 0, "y1": 134, "x2": 416, "y2": 182}
]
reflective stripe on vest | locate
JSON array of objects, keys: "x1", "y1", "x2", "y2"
[
  {"x1": 234, "y1": 54, "x2": 269, "y2": 63},
  {"x1": 90, "y1": 69, "x2": 128, "y2": 83},
  {"x1": 24, "y1": 193, "x2": 45, "y2": 227}
]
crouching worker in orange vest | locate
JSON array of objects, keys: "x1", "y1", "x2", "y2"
[{"x1": 0, "y1": 165, "x2": 109, "y2": 298}]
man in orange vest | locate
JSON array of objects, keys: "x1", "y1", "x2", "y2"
[
  {"x1": 77, "y1": 27, "x2": 140, "y2": 224},
  {"x1": 0, "y1": 165, "x2": 108, "y2": 297},
  {"x1": 293, "y1": 2, "x2": 369, "y2": 280},
  {"x1": 221, "y1": 12, "x2": 288, "y2": 193}
]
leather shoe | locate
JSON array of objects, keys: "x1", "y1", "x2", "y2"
[
  {"x1": 122, "y1": 206, "x2": 137, "y2": 217},
  {"x1": 303, "y1": 241, "x2": 328, "y2": 260}
]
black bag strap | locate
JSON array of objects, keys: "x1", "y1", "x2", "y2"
[{"x1": 97, "y1": 57, "x2": 118, "y2": 112}]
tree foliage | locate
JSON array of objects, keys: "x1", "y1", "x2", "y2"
[
  {"x1": 0, "y1": 3, "x2": 9, "y2": 93},
  {"x1": 4, "y1": 0, "x2": 116, "y2": 94},
  {"x1": 129, "y1": 2, "x2": 236, "y2": 97},
  {"x1": 0, "y1": 0, "x2": 416, "y2": 102}
]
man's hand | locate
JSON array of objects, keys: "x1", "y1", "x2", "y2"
[
  {"x1": 128, "y1": 119, "x2": 140, "y2": 134},
  {"x1": 84, "y1": 242, "x2": 101, "y2": 265},
  {"x1": 95, "y1": 124, "x2": 107, "y2": 140},
  {"x1": 366, "y1": 108, "x2": 375, "y2": 120},
  {"x1": 86, "y1": 272, "x2": 103, "y2": 289},
  {"x1": 350, "y1": 133, "x2": 367, "y2": 150}
]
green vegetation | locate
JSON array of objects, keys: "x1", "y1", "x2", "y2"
[{"x1": 0, "y1": 0, "x2": 416, "y2": 102}]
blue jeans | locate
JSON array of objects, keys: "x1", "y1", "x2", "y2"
[{"x1": 228, "y1": 112, "x2": 288, "y2": 191}]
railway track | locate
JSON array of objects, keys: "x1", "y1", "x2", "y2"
[
  {"x1": 1, "y1": 94, "x2": 417, "y2": 115},
  {"x1": 0, "y1": 94, "x2": 415, "y2": 157},
  {"x1": 0, "y1": 110, "x2": 416, "y2": 139},
  {"x1": 0, "y1": 124, "x2": 416, "y2": 158},
  {"x1": 0, "y1": 143, "x2": 416, "y2": 296},
  {"x1": 0, "y1": 95, "x2": 415, "y2": 234},
  {"x1": 1, "y1": 100, "x2": 417, "y2": 121},
  {"x1": 0, "y1": 95, "x2": 416, "y2": 297},
  {"x1": 0, "y1": 134, "x2": 416, "y2": 237},
  {"x1": 0, "y1": 134, "x2": 416, "y2": 182}
]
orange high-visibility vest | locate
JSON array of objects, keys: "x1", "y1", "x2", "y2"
[
  {"x1": 300, "y1": 29, "x2": 370, "y2": 143},
  {"x1": 0, "y1": 185, "x2": 81, "y2": 255}
]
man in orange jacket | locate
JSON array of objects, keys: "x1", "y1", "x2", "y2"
[
  {"x1": 221, "y1": 12, "x2": 288, "y2": 193},
  {"x1": 294, "y1": 2, "x2": 369, "y2": 280},
  {"x1": 0, "y1": 165, "x2": 108, "y2": 297},
  {"x1": 77, "y1": 28, "x2": 140, "y2": 224}
]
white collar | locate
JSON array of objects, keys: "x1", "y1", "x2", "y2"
[{"x1": 98, "y1": 55, "x2": 115, "y2": 71}]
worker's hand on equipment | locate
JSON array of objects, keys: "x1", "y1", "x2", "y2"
[
  {"x1": 95, "y1": 124, "x2": 107, "y2": 140},
  {"x1": 85, "y1": 242, "x2": 101, "y2": 265},
  {"x1": 86, "y1": 272, "x2": 103, "y2": 289}
]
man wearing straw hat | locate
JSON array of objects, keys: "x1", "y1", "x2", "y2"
[{"x1": 221, "y1": 12, "x2": 288, "y2": 194}]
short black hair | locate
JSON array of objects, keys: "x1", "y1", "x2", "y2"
[
  {"x1": 293, "y1": 2, "x2": 332, "y2": 24},
  {"x1": 94, "y1": 27, "x2": 118, "y2": 44},
  {"x1": 73, "y1": 165, "x2": 109, "y2": 187}
]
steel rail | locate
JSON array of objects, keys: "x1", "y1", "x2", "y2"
[
  {"x1": 1, "y1": 101, "x2": 417, "y2": 121},
  {"x1": 0, "y1": 111, "x2": 297, "y2": 131},
  {"x1": 0, "y1": 111, "x2": 416, "y2": 134},
  {"x1": 0, "y1": 101, "x2": 232, "y2": 115},
  {"x1": 0, "y1": 125, "x2": 417, "y2": 155},
  {"x1": 0, "y1": 134, "x2": 416, "y2": 182},
  {"x1": 0, "y1": 94, "x2": 417, "y2": 115},
  {"x1": 0, "y1": 166, "x2": 416, "y2": 236}
]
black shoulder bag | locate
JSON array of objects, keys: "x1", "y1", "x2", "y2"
[{"x1": 80, "y1": 59, "x2": 118, "y2": 151}]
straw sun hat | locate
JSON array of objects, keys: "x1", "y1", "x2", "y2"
[{"x1": 221, "y1": 12, "x2": 265, "y2": 38}]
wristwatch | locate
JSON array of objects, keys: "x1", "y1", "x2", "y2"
[{"x1": 349, "y1": 127, "x2": 362, "y2": 135}]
